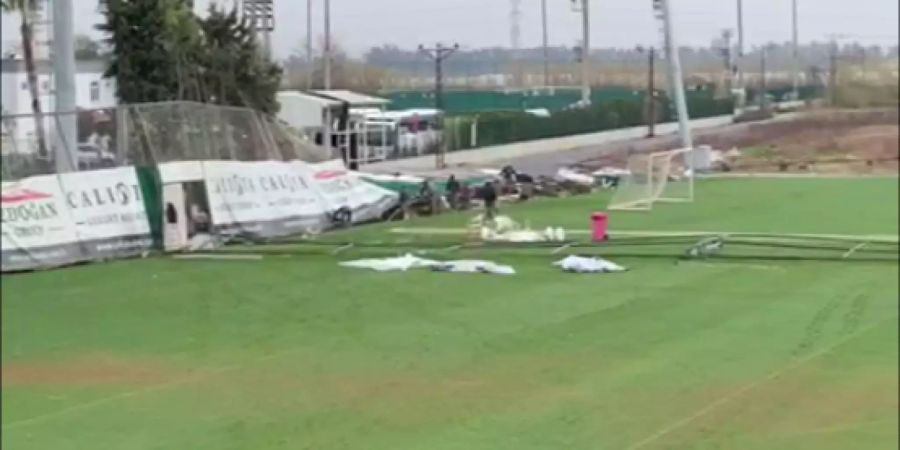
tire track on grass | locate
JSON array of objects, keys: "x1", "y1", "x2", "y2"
[{"x1": 623, "y1": 316, "x2": 896, "y2": 450}]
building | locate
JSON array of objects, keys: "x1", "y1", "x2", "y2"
[
  {"x1": 1, "y1": 58, "x2": 116, "y2": 154},
  {"x1": 1, "y1": 58, "x2": 117, "y2": 116}
]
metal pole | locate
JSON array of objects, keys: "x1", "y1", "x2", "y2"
[
  {"x1": 647, "y1": 47, "x2": 656, "y2": 137},
  {"x1": 322, "y1": 0, "x2": 332, "y2": 161},
  {"x1": 658, "y1": 0, "x2": 693, "y2": 152},
  {"x1": 541, "y1": 0, "x2": 549, "y2": 87},
  {"x1": 435, "y1": 46, "x2": 444, "y2": 111},
  {"x1": 418, "y1": 43, "x2": 458, "y2": 169},
  {"x1": 307, "y1": 0, "x2": 313, "y2": 89},
  {"x1": 829, "y1": 39, "x2": 838, "y2": 105},
  {"x1": 323, "y1": 0, "x2": 331, "y2": 90},
  {"x1": 52, "y1": 0, "x2": 76, "y2": 173},
  {"x1": 736, "y1": 0, "x2": 745, "y2": 107},
  {"x1": 791, "y1": 0, "x2": 800, "y2": 100},
  {"x1": 760, "y1": 47, "x2": 767, "y2": 109},
  {"x1": 580, "y1": 0, "x2": 590, "y2": 104}
]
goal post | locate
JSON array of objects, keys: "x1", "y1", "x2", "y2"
[{"x1": 608, "y1": 148, "x2": 695, "y2": 211}]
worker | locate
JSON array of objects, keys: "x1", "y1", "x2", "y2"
[
  {"x1": 481, "y1": 181, "x2": 498, "y2": 221},
  {"x1": 445, "y1": 175, "x2": 461, "y2": 209}
]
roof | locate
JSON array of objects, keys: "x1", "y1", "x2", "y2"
[
  {"x1": 276, "y1": 91, "x2": 342, "y2": 108},
  {"x1": 312, "y1": 90, "x2": 390, "y2": 106}
]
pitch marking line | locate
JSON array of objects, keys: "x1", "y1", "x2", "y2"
[
  {"x1": 843, "y1": 242, "x2": 868, "y2": 259},
  {"x1": 622, "y1": 317, "x2": 896, "y2": 450}
]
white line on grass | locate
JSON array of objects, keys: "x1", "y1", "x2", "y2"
[
  {"x1": 622, "y1": 317, "x2": 896, "y2": 450},
  {"x1": 389, "y1": 227, "x2": 900, "y2": 244},
  {"x1": 842, "y1": 242, "x2": 868, "y2": 259}
]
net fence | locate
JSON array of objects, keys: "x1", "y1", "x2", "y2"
[{"x1": 1, "y1": 101, "x2": 329, "y2": 181}]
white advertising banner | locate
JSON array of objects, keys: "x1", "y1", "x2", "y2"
[
  {"x1": 202, "y1": 160, "x2": 327, "y2": 238},
  {"x1": 1, "y1": 174, "x2": 83, "y2": 271},
  {"x1": 304, "y1": 159, "x2": 400, "y2": 225},
  {"x1": 57, "y1": 167, "x2": 153, "y2": 258}
]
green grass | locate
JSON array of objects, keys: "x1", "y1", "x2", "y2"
[{"x1": 2, "y1": 177, "x2": 898, "y2": 450}]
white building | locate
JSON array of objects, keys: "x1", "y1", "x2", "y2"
[
  {"x1": 1, "y1": 58, "x2": 117, "y2": 154},
  {"x1": 1, "y1": 58, "x2": 117, "y2": 116}
]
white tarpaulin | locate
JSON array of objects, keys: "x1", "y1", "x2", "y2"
[
  {"x1": 430, "y1": 260, "x2": 516, "y2": 275},
  {"x1": 340, "y1": 254, "x2": 516, "y2": 275},
  {"x1": 554, "y1": 255, "x2": 627, "y2": 273},
  {"x1": 339, "y1": 254, "x2": 439, "y2": 272}
]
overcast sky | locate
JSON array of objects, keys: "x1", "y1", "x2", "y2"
[{"x1": 3, "y1": 0, "x2": 898, "y2": 59}]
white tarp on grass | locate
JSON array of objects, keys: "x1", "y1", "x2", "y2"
[
  {"x1": 554, "y1": 255, "x2": 627, "y2": 273},
  {"x1": 340, "y1": 254, "x2": 516, "y2": 275}
]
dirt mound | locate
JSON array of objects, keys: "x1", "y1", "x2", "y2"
[{"x1": 724, "y1": 122, "x2": 899, "y2": 174}]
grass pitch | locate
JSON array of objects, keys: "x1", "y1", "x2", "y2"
[{"x1": 2, "y1": 177, "x2": 898, "y2": 450}]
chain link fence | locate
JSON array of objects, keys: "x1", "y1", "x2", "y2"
[{"x1": 2, "y1": 101, "x2": 329, "y2": 181}]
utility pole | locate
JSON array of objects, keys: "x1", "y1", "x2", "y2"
[
  {"x1": 541, "y1": 0, "x2": 550, "y2": 87},
  {"x1": 791, "y1": 0, "x2": 800, "y2": 100},
  {"x1": 579, "y1": 0, "x2": 590, "y2": 104},
  {"x1": 52, "y1": 0, "x2": 76, "y2": 173},
  {"x1": 510, "y1": 0, "x2": 522, "y2": 87},
  {"x1": 638, "y1": 46, "x2": 656, "y2": 137},
  {"x1": 760, "y1": 46, "x2": 768, "y2": 110},
  {"x1": 736, "y1": 0, "x2": 745, "y2": 109},
  {"x1": 321, "y1": 0, "x2": 333, "y2": 160},
  {"x1": 307, "y1": 0, "x2": 313, "y2": 89},
  {"x1": 419, "y1": 42, "x2": 459, "y2": 168},
  {"x1": 653, "y1": 0, "x2": 693, "y2": 152},
  {"x1": 323, "y1": 0, "x2": 331, "y2": 90},
  {"x1": 828, "y1": 38, "x2": 839, "y2": 105}
]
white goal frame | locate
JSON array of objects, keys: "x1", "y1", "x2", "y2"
[{"x1": 608, "y1": 148, "x2": 695, "y2": 211}]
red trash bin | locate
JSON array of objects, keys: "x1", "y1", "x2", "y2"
[{"x1": 591, "y1": 212, "x2": 609, "y2": 242}]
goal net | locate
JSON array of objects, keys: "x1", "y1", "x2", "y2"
[{"x1": 608, "y1": 148, "x2": 695, "y2": 211}]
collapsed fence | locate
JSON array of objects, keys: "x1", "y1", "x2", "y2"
[{"x1": 1, "y1": 101, "x2": 329, "y2": 181}]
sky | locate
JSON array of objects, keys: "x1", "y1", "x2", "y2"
[{"x1": 2, "y1": 0, "x2": 898, "y2": 59}]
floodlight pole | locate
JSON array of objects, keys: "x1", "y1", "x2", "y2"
[
  {"x1": 655, "y1": 0, "x2": 693, "y2": 152},
  {"x1": 579, "y1": 0, "x2": 590, "y2": 104}
]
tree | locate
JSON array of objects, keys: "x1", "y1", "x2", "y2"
[
  {"x1": 98, "y1": 0, "x2": 204, "y2": 104},
  {"x1": 198, "y1": 6, "x2": 282, "y2": 114},
  {"x1": 74, "y1": 34, "x2": 102, "y2": 59},
  {"x1": 2, "y1": 0, "x2": 48, "y2": 158},
  {"x1": 98, "y1": 1, "x2": 281, "y2": 112},
  {"x1": 284, "y1": 38, "x2": 391, "y2": 94}
]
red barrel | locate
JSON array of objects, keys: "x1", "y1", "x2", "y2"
[{"x1": 591, "y1": 212, "x2": 609, "y2": 242}]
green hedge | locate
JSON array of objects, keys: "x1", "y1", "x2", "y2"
[{"x1": 444, "y1": 94, "x2": 735, "y2": 151}]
